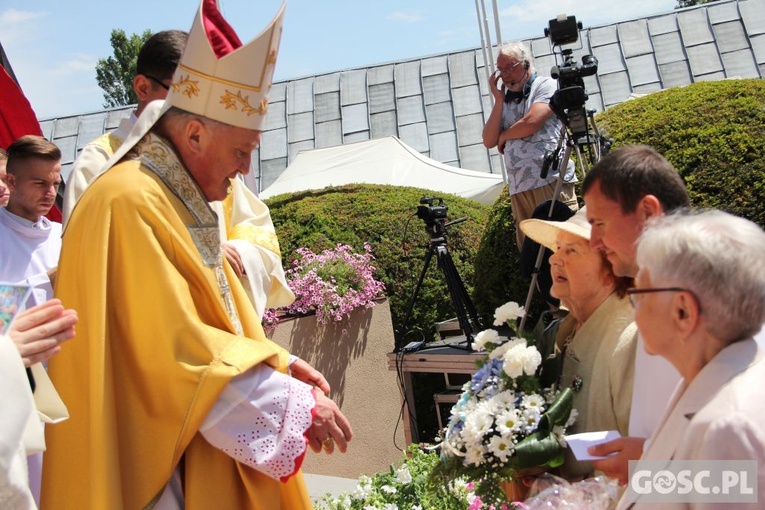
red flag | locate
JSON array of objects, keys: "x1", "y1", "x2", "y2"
[
  {"x1": 0, "y1": 62, "x2": 63, "y2": 222},
  {"x1": 0, "y1": 64, "x2": 43, "y2": 147}
]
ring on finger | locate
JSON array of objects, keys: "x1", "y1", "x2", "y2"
[{"x1": 322, "y1": 437, "x2": 334, "y2": 450}]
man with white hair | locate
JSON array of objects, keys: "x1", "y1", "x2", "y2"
[
  {"x1": 482, "y1": 40, "x2": 578, "y2": 248},
  {"x1": 42, "y1": 2, "x2": 351, "y2": 508},
  {"x1": 63, "y1": 29, "x2": 293, "y2": 320}
]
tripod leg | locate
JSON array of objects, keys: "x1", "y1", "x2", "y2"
[
  {"x1": 395, "y1": 246, "x2": 434, "y2": 351},
  {"x1": 435, "y1": 245, "x2": 482, "y2": 349},
  {"x1": 518, "y1": 141, "x2": 574, "y2": 333}
]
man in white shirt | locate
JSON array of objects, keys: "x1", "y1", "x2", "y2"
[
  {"x1": 0, "y1": 135, "x2": 62, "y2": 309},
  {"x1": 581, "y1": 145, "x2": 690, "y2": 483},
  {"x1": 0, "y1": 135, "x2": 66, "y2": 507}
]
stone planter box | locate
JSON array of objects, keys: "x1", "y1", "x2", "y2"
[{"x1": 268, "y1": 299, "x2": 406, "y2": 479}]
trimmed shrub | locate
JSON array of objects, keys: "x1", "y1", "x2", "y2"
[{"x1": 595, "y1": 78, "x2": 765, "y2": 227}]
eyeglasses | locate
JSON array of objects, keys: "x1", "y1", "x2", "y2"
[
  {"x1": 497, "y1": 61, "x2": 522, "y2": 74},
  {"x1": 144, "y1": 75, "x2": 170, "y2": 91},
  {"x1": 626, "y1": 287, "x2": 702, "y2": 312}
]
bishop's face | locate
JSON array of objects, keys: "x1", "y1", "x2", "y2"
[{"x1": 191, "y1": 122, "x2": 260, "y2": 202}]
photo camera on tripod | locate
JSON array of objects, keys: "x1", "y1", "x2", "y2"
[{"x1": 545, "y1": 14, "x2": 598, "y2": 139}]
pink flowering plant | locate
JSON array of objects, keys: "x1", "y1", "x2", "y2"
[{"x1": 263, "y1": 243, "x2": 386, "y2": 332}]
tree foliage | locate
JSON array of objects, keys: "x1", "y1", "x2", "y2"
[
  {"x1": 95, "y1": 29, "x2": 152, "y2": 108},
  {"x1": 676, "y1": 0, "x2": 721, "y2": 8}
]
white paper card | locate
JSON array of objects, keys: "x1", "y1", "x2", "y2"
[{"x1": 565, "y1": 430, "x2": 622, "y2": 461}]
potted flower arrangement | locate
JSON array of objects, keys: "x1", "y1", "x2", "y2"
[
  {"x1": 429, "y1": 302, "x2": 575, "y2": 508},
  {"x1": 262, "y1": 243, "x2": 386, "y2": 333}
]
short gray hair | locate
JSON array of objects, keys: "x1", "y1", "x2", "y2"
[
  {"x1": 497, "y1": 41, "x2": 534, "y2": 73},
  {"x1": 636, "y1": 210, "x2": 765, "y2": 343}
]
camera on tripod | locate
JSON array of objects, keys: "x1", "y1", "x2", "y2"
[
  {"x1": 545, "y1": 14, "x2": 598, "y2": 140},
  {"x1": 417, "y1": 197, "x2": 448, "y2": 234}
]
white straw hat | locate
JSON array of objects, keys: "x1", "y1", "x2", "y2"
[{"x1": 519, "y1": 206, "x2": 590, "y2": 251}]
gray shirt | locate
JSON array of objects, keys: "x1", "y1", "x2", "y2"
[{"x1": 501, "y1": 75, "x2": 576, "y2": 195}]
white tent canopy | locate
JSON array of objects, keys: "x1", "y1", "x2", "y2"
[{"x1": 259, "y1": 136, "x2": 505, "y2": 205}]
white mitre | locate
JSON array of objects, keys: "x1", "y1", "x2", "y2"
[
  {"x1": 101, "y1": 0, "x2": 285, "y2": 173},
  {"x1": 168, "y1": 0, "x2": 285, "y2": 131}
]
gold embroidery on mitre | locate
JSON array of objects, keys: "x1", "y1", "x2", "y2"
[
  {"x1": 178, "y1": 64, "x2": 263, "y2": 92},
  {"x1": 219, "y1": 90, "x2": 258, "y2": 116},
  {"x1": 172, "y1": 74, "x2": 200, "y2": 98},
  {"x1": 267, "y1": 48, "x2": 277, "y2": 65}
]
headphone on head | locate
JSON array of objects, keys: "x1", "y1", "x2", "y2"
[{"x1": 504, "y1": 46, "x2": 533, "y2": 103}]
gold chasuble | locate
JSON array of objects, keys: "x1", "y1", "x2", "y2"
[{"x1": 42, "y1": 134, "x2": 312, "y2": 509}]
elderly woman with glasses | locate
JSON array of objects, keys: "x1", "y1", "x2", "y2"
[
  {"x1": 521, "y1": 207, "x2": 637, "y2": 478},
  {"x1": 614, "y1": 210, "x2": 765, "y2": 510}
]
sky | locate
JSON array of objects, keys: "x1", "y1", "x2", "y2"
[{"x1": 2, "y1": 0, "x2": 679, "y2": 120}]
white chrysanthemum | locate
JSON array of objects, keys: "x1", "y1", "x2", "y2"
[
  {"x1": 489, "y1": 337, "x2": 525, "y2": 360},
  {"x1": 520, "y1": 346, "x2": 543, "y2": 375},
  {"x1": 522, "y1": 407, "x2": 541, "y2": 428},
  {"x1": 522, "y1": 393, "x2": 546, "y2": 410},
  {"x1": 382, "y1": 505, "x2": 398, "y2": 510},
  {"x1": 493, "y1": 301, "x2": 526, "y2": 326},
  {"x1": 495, "y1": 408, "x2": 522, "y2": 436},
  {"x1": 464, "y1": 407, "x2": 493, "y2": 440},
  {"x1": 488, "y1": 434, "x2": 515, "y2": 462},
  {"x1": 473, "y1": 328, "x2": 500, "y2": 351},
  {"x1": 381, "y1": 485, "x2": 397, "y2": 494},
  {"x1": 464, "y1": 441, "x2": 486, "y2": 466},
  {"x1": 490, "y1": 389, "x2": 517, "y2": 407},
  {"x1": 395, "y1": 465, "x2": 412, "y2": 484},
  {"x1": 502, "y1": 351, "x2": 525, "y2": 379}
]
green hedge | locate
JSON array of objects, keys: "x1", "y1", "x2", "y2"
[{"x1": 595, "y1": 78, "x2": 765, "y2": 227}]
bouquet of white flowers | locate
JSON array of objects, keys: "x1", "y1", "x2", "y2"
[{"x1": 430, "y1": 302, "x2": 575, "y2": 508}]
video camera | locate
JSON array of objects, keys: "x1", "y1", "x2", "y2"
[
  {"x1": 545, "y1": 14, "x2": 598, "y2": 140},
  {"x1": 417, "y1": 196, "x2": 448, "y2": 235}
]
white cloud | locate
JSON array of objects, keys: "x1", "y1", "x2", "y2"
[
  {"x1": 54, "y1": 53, "x2": 99, "y2": 75},
  {"x1": 0, "y1": 8, "x2": 48, "y2": 25},
  {"x1": 498, "y1": 0, "x2": 677, "y2": 30},
  {"x1": 0, "y1": 9, "x2": 49, "y2": 46},
  {"x1": 387, "y1": 11, "x2": 424, "y2": 24}
]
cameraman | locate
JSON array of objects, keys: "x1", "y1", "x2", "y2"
[{"x1": 482, "y1": 41, "x2": 578, "y2": 248}]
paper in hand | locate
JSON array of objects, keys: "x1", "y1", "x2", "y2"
[{"x1": 565, "y1": 430, "x2": 622, "y2": 461}]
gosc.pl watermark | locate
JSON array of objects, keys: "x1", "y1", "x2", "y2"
[{"x1": 625, "y1": 460, "x2": 757, "y2": 503}]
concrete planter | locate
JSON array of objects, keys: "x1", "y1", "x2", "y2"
[{"x1": 269, "y1": 299, "x2": 406, "y2": 479}]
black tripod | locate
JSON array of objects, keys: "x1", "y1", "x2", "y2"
[
  {"x1": 518, "y1": 110, "x2": 608, "y2": 333},
  {"x1": 395, "y1": 200, "x2": 483, "y2": 352}
]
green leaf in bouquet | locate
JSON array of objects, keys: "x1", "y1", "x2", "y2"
[{"x1": 511, "y1": 388, "x2": 574, "y2": 470}]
